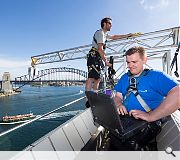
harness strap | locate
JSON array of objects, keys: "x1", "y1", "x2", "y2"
[
  {"x1": 90, "y1": 47, "x2": 98, "y2": 51},
  {"x1": 88, "y1": 47, "x2": 99, "y2": 58},
  {"x1": 93, "y1": 30, "x2": 107, "y2": 50},
  {"x1": 132, "y1": 90, "x2": 151, "y2": 112},
  {"x1": 93, "y1": 35, "x2": 98, "y2": 44},
  {"x1": 124, "y1": 69, "x2": 151, "y2": 112},
  {"x1": 91, "y1": 64, "x2": 100, "y2": 74}
]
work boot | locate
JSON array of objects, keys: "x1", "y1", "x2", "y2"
[{"x1": 85, "y1": 101, "x2": 90, "y2": 108}]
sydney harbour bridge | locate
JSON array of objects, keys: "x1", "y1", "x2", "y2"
[{"x1": 9, "y1": 67, "x2": 88, "y2": 89}]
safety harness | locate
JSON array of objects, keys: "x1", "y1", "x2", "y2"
[
  {"x1": 87, "y1": 30, "x2": 107, "y2": 75},
  {"x1": 93, "y1": 30, "x2": 107, "y2": 50},
  {"x1": 87, "y1": 47, "x2": 104, "y2": 74},
  {"x1": 123, "y1": 69, "x2": 152, "y2": 112}
]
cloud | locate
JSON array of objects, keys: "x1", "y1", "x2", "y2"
[
  {"x1": 0, "y1": 59, "x2": 30, "y2": 68},
  {"x1": 140, "y1": 0, "x2": 169, "y2": 10},
  {"x1": 0, "y1": 58, "x2": 31, "y2": 79},
  {"x1": 138, "y1": 0, "x2": 179, "y2": 31}
]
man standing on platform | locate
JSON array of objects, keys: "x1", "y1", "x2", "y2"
[{"x1": 85, "y1": 17, "x2": 133, "y2": 107}]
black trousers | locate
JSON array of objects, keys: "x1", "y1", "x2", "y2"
[{"x1": 109, "y1": 121, "x2": 162, "y2": 151}]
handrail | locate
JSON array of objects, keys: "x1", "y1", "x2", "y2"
[{"x1": 0, "y1": 96, "x2": 86, "y2": 137}]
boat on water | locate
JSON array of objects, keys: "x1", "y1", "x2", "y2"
[{"x1": 0, "y1": 113, "x2": 36, "y2": 125}]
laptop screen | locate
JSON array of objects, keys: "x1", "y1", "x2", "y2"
[{"x1": 85, "y1": 91, "x2": 123, "y2": 134}]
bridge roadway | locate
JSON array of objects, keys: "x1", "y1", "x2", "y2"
[
  {"x1": 0, "y1": 80, "x2": 86, "y2": 83},
  {"x1": 0, "y1": 80, "x2": 86, "y2": 89},
  {"x1": 20, "y1": 80, "x2": 84, "y2": 83}
]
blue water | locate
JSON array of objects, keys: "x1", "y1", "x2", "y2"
[{"x1": 0, "y1": 85, "x2": 86, "y2": 151}]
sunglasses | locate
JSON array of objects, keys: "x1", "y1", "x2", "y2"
[{"x1": 106, "y1": 21, "x2": 112, "y2": 25}]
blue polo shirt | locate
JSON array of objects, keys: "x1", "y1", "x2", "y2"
[{"x1": 114, "y1": 70, "x2": 179, "y2": 112}]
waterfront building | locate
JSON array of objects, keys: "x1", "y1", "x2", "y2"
[{"x1": 1, "y1": 72, "x2": 13, "y2": 94}]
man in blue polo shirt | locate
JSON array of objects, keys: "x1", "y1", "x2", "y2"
[
  {"x1": 113, "y1": 46, "x2": 179, "y2": 150},
  {"x1": 114, "y1": 46, "x2": 179, "y2": 119}
]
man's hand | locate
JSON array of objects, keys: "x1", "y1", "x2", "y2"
[
  {"x1": 113, "y1": 92, "x2": 127, "y2": 115},
  {"x1": 132, "y1": 32, "x2": 143, "y2": 36},
  {"x1": 105, "y1": 60, "x2": 112, "y2": 67},
  {"x1": 126, "y1": 32, "x2": 143, "y2": 38},
  {"x1": 129, "y1": 110, "x2": 153, "y2": 122},
  {"x1": 117, "y1": 105, "x2": 128, "y2": 115}
]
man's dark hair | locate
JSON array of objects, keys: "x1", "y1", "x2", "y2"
[
  {"x1": 101, "y1": 17, "x2": 112, "y2": 28},
  {"x1": 125, "y1": 46, "x2": 146, "y2": 59}
]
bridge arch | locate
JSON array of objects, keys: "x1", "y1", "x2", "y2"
[
  {"x1": 15, "y1": 67, "x2": 87, "y2": 82},
  {"x1": 37, "y1": 67, "x2": 87, "y2": 80},
  {"x1": 13, "y1": 67, "x2": 87, "y2": 89}
]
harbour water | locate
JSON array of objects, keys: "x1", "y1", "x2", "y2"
[{"x1": 0, "y1": 85, "x2": 86, "y2": 151}]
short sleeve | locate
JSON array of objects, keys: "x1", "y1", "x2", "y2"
[
  {"x1": 152, "y1": 71, "x2": 178, "y2": 96},
  {"x1": 95, "y1": 30, "x2": 106, "y2": 44},
  {"x1": 114, "y1": 74, "x2": 129, "y2": 95}
]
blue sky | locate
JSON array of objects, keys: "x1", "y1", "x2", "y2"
[{"x1": 0, "y1": 0, "x2": 179, "y2": 79}]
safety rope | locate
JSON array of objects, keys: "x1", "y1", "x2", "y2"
[{"x1": 0, "y1": 96, "x2": 86, "y2": 137}]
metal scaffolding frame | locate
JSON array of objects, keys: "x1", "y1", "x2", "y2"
[{"x1": 30, "y1": 27, "x2": 180, "y2": 77}]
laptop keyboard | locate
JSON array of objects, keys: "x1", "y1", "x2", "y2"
[{"x1": 119, "y1": 115, "x2": 140, "y2": 129}]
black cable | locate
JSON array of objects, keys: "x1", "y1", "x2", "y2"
[
  {"x1": 108, "y1": 56, "x2": 116, "y2": 88},
  {"x1": 170, "y1": 42, "x2": 180, "y2": 78}
]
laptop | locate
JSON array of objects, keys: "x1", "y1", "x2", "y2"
[{"x1": 85, "y1": 91, "x2": 148, "y2": 140}]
